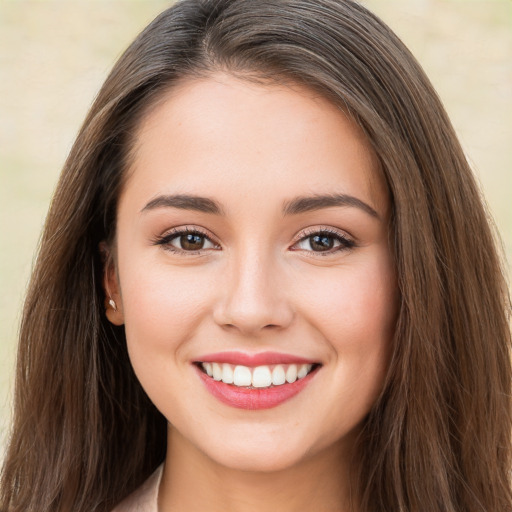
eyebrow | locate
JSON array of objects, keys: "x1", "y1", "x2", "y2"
[
  {"x1": 141, "y1": 194, "x2": 225, "y2": 215},
  {"x1": 141, "y1": 193, "x2": 380, "y2": 219},
  {"x1": 282, "y1": 193, "x2": 380, "y2": 219}
]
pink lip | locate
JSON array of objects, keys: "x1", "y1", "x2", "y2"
[
  {"x1": 196, "y1": 351, "x2": 318, "y2": 366},
  {"x1": 193, "y1": 363, "x2": 321, "y2": 410}
]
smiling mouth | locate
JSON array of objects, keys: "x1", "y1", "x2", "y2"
[{"x1": 195, "y1": 362, "x2": 322, "y2": 389}]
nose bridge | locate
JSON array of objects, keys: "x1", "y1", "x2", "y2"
[{"x1": 213, "y1": 242, "x2": 293, "y2": 334}]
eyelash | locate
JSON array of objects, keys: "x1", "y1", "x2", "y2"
[
  {"x1": 153, "y1": 227, "x2": 220, "y2": 255},
  {"x1": 153, "y1": 226, "x2": 356, "y2": 256},
  {"x1": 292, "y1": 226, "x2": 356, "y2": 255}
]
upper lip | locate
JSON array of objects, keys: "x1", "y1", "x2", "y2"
[{"x1": 194, "y1": 351, "x2": 320, "y2": 366}]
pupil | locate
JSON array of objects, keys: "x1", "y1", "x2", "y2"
[
  {"x1": 181, "y1": 233, "x2": 204, "y2": 250},
  {"x1": 311, "y1": 234, "x2": 333, "y2": 251}
]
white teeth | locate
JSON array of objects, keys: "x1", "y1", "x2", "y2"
[
  {"x1": 222, "y1": 363, "x2": 234, "y2": 384},
  {"x1": 252, "y1": 366, "x2": 272, "y2": 388},
  {"x1": 201, "y1": 362, "x2": 317, "y2": 388},
  {"x1": 204, "y1": 362, "x2": 213, "y2": 377},
  {"x1": 272, "y1": 365, "x2": 286, "y2": 386},
  {"x1": 233, "y1": 365, "x2": 252, "y2": 387},
  {"x1": 212, "y1": 363, "x2": 222, "y2": 381},
  {"x1": 285, "y1": 364, "x2": 297, "y2": 383},
  {"x1": 297, "y1": 364, "x2": 310, "y2": 379}
]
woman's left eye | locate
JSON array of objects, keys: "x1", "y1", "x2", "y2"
[
  {"x1": 292, "y1": 230, "x2": 355, "y2": 254},
  {"x1": 155, "y1": 229, "x2": 219, "y2": 253}
]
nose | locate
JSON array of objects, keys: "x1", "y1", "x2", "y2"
[{"x1": 213, "y1": 249, "x2": 294, "y2": 335}]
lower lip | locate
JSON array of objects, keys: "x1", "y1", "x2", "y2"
[{"x1": 195, "y1": 365, "x2": 319, "y2": 410}]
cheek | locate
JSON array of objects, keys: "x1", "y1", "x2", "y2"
[
  {"x1": 302, "y1": 257, "x2": 397, "y2": 346},
  {"x1": 118, "y1": 258, "x2": 217, "y2": 375},
  {"x1": 301, "y1": 256, "x2": 397, "y2": 403},
  {"x1": 117, "y1": 263, "x2": 217, "y2": 419}
]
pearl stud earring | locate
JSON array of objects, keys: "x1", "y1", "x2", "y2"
[{"x1": 108, "y1": 298, "x2": 117, "y2": 312}]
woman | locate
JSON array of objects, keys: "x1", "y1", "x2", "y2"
[{"x1": 1, "y1": 0, "x2": 511, "y2": 511}]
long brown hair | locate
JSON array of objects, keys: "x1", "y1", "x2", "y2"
[{"x1": 2, "y1": 1, "x2": 511, "y2": 511}]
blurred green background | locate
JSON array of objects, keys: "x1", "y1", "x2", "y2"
[{"x1": 1, "y1": 0, "x2": 511, "y2": 454}]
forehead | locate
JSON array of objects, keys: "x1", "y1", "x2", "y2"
[{"x1": 124, "y1": 73, "x2": 388, "y2": 217}]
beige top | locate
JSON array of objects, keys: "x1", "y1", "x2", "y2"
[{"x1": 111, "y1": 465, "x2": 163, "y2": 512}]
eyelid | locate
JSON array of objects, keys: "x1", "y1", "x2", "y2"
[
  {"x1": 153, "y1": 224, "x2": 355, "y2": 256},
  {"x1": 290, "y1": 225, "x2": 356, "y2": 255},
  {"x1": 291, "y1": 225, "x2": 354, "y2": 245},
  {"x1": 152, "y1": 225, "x2": 221, "y2": 254}
]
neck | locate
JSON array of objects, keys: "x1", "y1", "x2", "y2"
[{"x1": 158, "y1": 427, "x2": 359, "y2": 512}]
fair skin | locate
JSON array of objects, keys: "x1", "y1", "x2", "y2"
[{"x1": 105, "y1": 73, "x2": 397, "y2": 511}]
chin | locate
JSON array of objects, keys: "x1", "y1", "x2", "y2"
[
  {"x1": 198, "y1": 432, "x2": 320, "y2": 473},
  {"x1": 210, "y1": 448, "x2": 307, "y2": 473}
]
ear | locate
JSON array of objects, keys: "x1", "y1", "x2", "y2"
[{"x1": 99, "y1": 241, "x2": 125, "y2": 326}]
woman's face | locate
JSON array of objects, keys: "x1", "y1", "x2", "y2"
[{"x1": 107, "y1": 73, "x2": 397, "y2": 473}]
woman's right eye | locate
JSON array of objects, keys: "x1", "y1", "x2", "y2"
[{"x1": 154, "y1": 228, "x2": 220, "y2": 254}]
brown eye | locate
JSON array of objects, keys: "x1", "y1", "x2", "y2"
[
  {"x1": 293, "y1": 229, "x2": 355, "y2": 254},
  {"x1": 180, "y1": 233, "x2": 206, "y2": 250},
  {"x1": 155, "y1": 228, "x2": 219, "y2": 253},
  {"x1": 309, "y1": 234, "x2": 335, "y2": 251}
]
